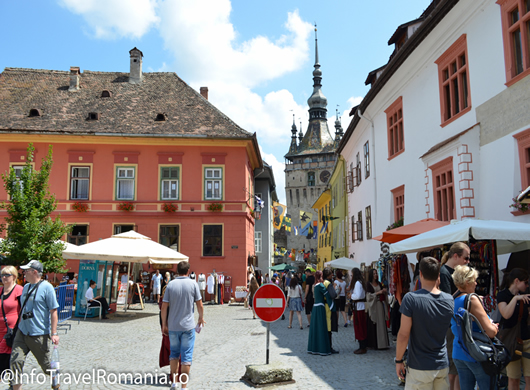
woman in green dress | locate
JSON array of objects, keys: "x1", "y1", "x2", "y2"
[{"x1": 307, "y1": 271, "x2": 332, "y2": 355}]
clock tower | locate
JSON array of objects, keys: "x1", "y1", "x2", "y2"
[{"x1": 283, "y1": 26, "x2": 341, "y2": 265}]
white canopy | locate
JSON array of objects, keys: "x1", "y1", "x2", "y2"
[
  {"x1": 389, "y1": 219, "x2": 530, "y2": 255},
  {"x1": 62, "y1": 231, "x2": 188, "y2": 264},
  {"x1": 324, "y1": 257, "x2": 363, "y2": 270}
]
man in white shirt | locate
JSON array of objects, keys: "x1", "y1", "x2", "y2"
[{"x1": 151, "y1": 270, "x2": 163, "y2": 303}]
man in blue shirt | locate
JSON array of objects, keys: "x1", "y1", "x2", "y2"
[{"x1": 10, "y1": 260, "x2": 59, "y2": 390}]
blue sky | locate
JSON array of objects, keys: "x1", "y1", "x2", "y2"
[{"x1": 1, "y1": 0, "x2": 431, "y2": 204}]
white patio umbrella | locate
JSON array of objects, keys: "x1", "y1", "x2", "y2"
[
  {"x1": 389, "y1": 219, "x2": 530, "y2": 255},
  {"x1": 324, "y1": 257, "x2": 363, "y2": 270},
  {"x1": 62, "y1": 231, "x2": 188, "y2": 311}
]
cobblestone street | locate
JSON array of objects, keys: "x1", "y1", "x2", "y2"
[{"x1": 12, "y1": 302, "x2": 403, "y2": 389}]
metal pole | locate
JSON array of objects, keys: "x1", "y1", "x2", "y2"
[
  {"x1": 124, "y1": 261, "x2": 131, "y2": 313},
  {"x1": 266, "y1": 323, "x2": 270, "y2": 364}
]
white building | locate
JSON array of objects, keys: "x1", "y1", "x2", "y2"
[{"x1": 338, "y1": 0, "x2": 530, "y2": 264}]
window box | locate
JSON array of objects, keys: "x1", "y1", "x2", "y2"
[
  {"x1": 117, "y1": 202, "x2": 135, "y2": 212},
  {"x1": 72, "y1": 201, "x2": 89, "y2": 213},
  {"x1": 208, "y1": 202, "x2": 223, "y2": 212},
  {"x1": 162, "y1": 203, "x2": 178, "y2": 213},
  {"x1": 510, "y1": 194, "x2": 529, "y2": 213}
]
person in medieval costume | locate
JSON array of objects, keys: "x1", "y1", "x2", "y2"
[
  {"x1": 307, "y1": 271, "x2": 332, "y2": 355},
  {"x1": 365, "y1": 268, "x2": 390, "y2": 350}
]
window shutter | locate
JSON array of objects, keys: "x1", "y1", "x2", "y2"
[{"x1": 352, "y1": 168, "x2": 358, "y2": 188}]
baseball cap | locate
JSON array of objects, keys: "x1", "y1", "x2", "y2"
[{"x1": 20, "y1": 260, "x2": 44, "y2": 273}]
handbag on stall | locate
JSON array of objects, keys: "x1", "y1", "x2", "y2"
[{"x1": 497, "y1": 302, "x2": 524, "y2": 362}]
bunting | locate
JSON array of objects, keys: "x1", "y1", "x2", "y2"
[{"x1": 272, "y1": 202, "x2": 286, "y2": 230}]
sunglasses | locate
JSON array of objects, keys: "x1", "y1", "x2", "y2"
[
  {"x1": 0, "y1": 274, "x2": 12, "y2": 277},
  {"x1": 463, "y1": 256, "x2": 470, "y2": 261}
]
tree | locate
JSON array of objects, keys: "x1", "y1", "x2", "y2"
[{"x1": 0, "y1": 144, "x2": 71, "y2": 273}]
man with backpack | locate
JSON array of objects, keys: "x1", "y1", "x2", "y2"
[{"x1": 396, "y1": 257, "x2": 454, "y2": 389}]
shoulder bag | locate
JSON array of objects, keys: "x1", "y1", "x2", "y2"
[
  {"x1": 3, "y1": 282, "x2": 41, "y2": 348},
  {"x1": 497, "y1": 300, "x2": 524, "y2": 362}
]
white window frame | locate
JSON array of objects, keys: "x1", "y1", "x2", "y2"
[
  {"x1": 116, "y1": 167, "x2": 135, "y2": 200},
  {"x1": 255, "y1": 231, "x2": 262, "y2": 253},
  {"x1": 204, "y1": 167, "x2": 223, "y2": 200},
  {"x1": 70, "y1": 166, "x2": 90, "y2": 200},
  {"x1": 161, "y1": 167, "x2": 179, "y2": 200}
]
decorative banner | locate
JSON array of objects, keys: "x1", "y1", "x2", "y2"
[
  {"x1": 312, "y1": 220, "x2": 318, "y2": 239},
  {"x1": 282, "y1": 213, "x2": 292, "y2": 233},
  {"x1": 273, "y1": 202, "x2": 286, "y2": 230},
  {"x1": 300, "y1": 210, "x2": 313, "y2": 237},
  {"x1": 320, "y1": 221, "x2": 329, "y2": 234}
]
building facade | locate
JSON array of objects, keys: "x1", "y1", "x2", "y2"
[
  {"x1": 338, "y1": 0, "x2": 530, "y2": 265},
  {"x1": 0, "y1": 48, "x2": 262, "y2": 297}
]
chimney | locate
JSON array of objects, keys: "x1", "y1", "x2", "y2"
[
  {"x1": 200, "y1": 87, "x2": 208, "y2": 100},
  {"x1": 69, "y1": 67, "x2": 80, "y2": 91},
  {"x1": 129, "y1": 47, "x2": 144, "y2": 84}
]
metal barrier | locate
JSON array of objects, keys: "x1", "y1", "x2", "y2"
[{"x1": 54, "y1": 284, "x2": 75, "y2": 333}]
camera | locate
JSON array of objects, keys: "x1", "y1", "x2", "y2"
[{"x1": 22, "y1": 312, "x2": 34, "y2": 320}]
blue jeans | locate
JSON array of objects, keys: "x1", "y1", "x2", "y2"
[
  {"x1": 454, "y1": 359, "x2": 494, "y2": 390},
  {"x1": 168, "y1": 329, "x2": 196, "y2": 364}
]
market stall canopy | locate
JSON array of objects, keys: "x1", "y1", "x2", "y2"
[
  {"x1": 389, "y1": 219, "x2": 530, "y2": 255},
  {"x1": 373, "y1": 218, "x2": 449, "y2": 244},
  {"x1": 269, "y1": 263, "x2": 296, "y2": 271},
  {"x1": 62, "y1": 231, "x2": 188, "y2": 263},
  {"x1": 324, "y1": 257, "x2": 363, "y2": 270}
]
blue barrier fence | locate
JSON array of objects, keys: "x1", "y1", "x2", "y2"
[{"x1": 54, "y1": 284, "x2": 75, "y2": 333}]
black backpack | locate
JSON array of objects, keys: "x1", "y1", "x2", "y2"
[{"x1": 453, "y1": 293, "x2": 510, "y2": 376}]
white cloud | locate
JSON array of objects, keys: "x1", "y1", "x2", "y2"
[
  {"x1": 59, "y1": 0, "x2": 159, "y2": 39},
  {"x1": 259, "y1": 148, "x2": 286, "y2": 205}
]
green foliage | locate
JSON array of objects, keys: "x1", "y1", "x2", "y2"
[
  {"x1": 0, "y1": 144, "x2": 71, "y2": 273},
  {"x1": 386, "y1": 217, "x2": 404, "y2": 231}
]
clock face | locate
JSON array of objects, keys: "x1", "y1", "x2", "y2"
[{"x1": 320, "y1": 170, "x2": 330, "y2": 183}]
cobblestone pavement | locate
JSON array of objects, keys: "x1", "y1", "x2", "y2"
[{"x1": 12, "y1": 302, "x2": 404, "y2": 389}]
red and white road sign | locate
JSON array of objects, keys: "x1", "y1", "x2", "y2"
[{"x1": 253, "y1": 284, "x2": 286, "y2": 322}]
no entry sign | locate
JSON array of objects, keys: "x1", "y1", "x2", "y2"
[{"x1": 253, "y1": 284, "x2": 286, "y2": 322}]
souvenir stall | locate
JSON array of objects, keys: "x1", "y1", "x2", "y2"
[{"x1": 389, "y1": 219, "x2": 530, "y2": 313}]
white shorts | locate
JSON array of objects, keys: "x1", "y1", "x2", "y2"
[{"x1": 153, "y1": 286, "x2": 161, "y2": 295}]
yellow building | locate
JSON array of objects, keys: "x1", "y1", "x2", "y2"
[{"x1": 312, "y1": 189, "x2": 331, "y2": 270}]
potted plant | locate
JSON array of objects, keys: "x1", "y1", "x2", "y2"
[
  {"x1": 162, "y1": 203, "x2": 177, "y2": 213},
  {"x1": 72, "y1": 201, "x2": 89, "y2": 212},
  {"x1": 510, "y1": 195, "x2": 529, "y2": 214},
  {"x1": 117, "y1": 202, "x2": 135, "y2": 212},
  {"x1": 386, "y1": 217, "x2": 404, "y2": 231},
  {"x1": 208, "y1": 202, "x2": 223, "y2": 212}
]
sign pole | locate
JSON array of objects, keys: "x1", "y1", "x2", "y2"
[{"x1": 266, "y1": 323, "x2": 270, "y2": 365}]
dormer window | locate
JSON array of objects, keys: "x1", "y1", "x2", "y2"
[
  {"x1": 101, "y1": 90, "x2": 112, "y2": 98},
  {"x1": 88, "y1": 112, "x2": 100, "y2": 121},
  {"x1": 28, "y1": 109, "x2": 41, "y2": 117},
  {"x1": 155, "y1": 113, "x2": 167, "y2": 122}
]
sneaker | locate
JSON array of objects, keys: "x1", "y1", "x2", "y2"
[
  {"x1": 344, "y1": 323, "x2": 348, "y2": 328},
  {"x1": 170, "y1": 382, "x2": 178, "y2": 389}
]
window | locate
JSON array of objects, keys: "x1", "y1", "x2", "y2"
[
  {"x1": 114, "y1": 225, "x2": 135, "y2": 234},
  {"x1": 296, "y1": 189, "x2": 300, "y2": 206},
  {"x1": 498, "y1": 0, "x2": 530, "y2": 85},
  {"x1": 391, "y1": 185, "x2": 405, "y2": 223},
  {"x1": 435, "y1": 35, "x2": 471, "y2": 126},
  {"x1": 385, "y1": 97, "x2": 404, "y2": 159},
  {"x1": 160, "y1": 225, "x2": 180, "y2": 250},
  {"x1": 70, "y1": 167, "x2": 90, "y2": 200},
  {"x1": 430, "y1": 157, "x2": 455, "y2": 222},
  {"x1": 67, "y1": 225, "x2": 88, "y2": 245},
  {"x1": 204, "y1": 168, "x2": 222, "y2": 200},
  {"x1": 255, "y1": 231, "x2": 262, "y2": 253},
  {"x1": 311, "y1": 188, "x2": 314, "y2": 199},
  {"x1": 308, "y1": 172, "x2": 316, "y2": 186},
  {"x1": 116, "y1": 167, "x2": 135, "y2": 200},
  {"x1": 357, "y1": 211, "x2": 363, "y2": 241},
  {"x1": 11, "y1": 165, "x2": 24, "y2": 189},
  {"x1": 365, "y1": 206, "x2": 372, "y2": 240},
  {"x1": 364, "y1": 141, "x2": 370, "y2": 178},
  {"x1": 289, "y1": 190, "x2": 293, "y2": 206},
  {"x1": 160, "y1": 167, "x2": 179, "y2": 200},
  {"x1": 203, "y1": 225, "x2": 223, "y2": 256},
  {"x1": 303, "y1": 188, "x2": 307, "y2": 199},
  {"x1": 514, "y1": 128, "x2": 530, "y2": 189}
]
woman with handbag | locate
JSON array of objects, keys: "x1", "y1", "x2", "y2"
[
  {"x1": 497, "y1": 268, "x2": 530, "y2": 390},
  {"x1": 287, "y1": 277, "x2": 304, "y2": 329},
  {"x1": 0, "y1": 266, "x2": 23, "y2": 376},
  {"x1": 451, "y1": 265, "x2": 499, "y2": 390}
]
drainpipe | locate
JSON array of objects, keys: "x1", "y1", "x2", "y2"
[{"x1": 357, "y1": 109, "x2": 377, "y2": 218}]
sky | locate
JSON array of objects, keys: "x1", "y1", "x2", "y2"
[{"x1": 1, "y1": 0, "x2": 432, "y2": 205}]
